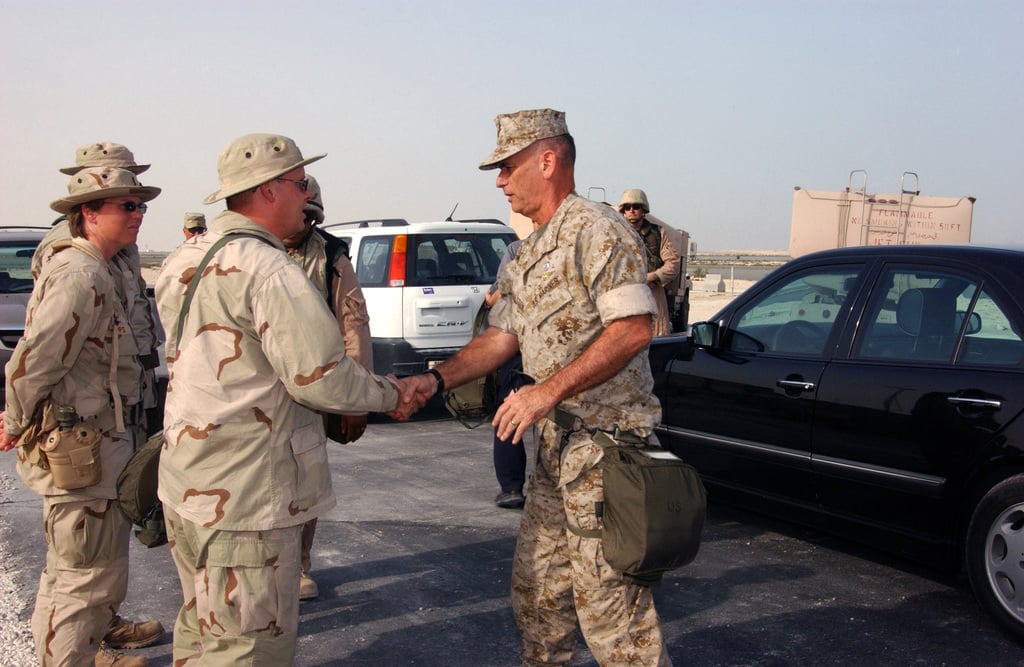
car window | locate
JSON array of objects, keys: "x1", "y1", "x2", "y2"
[
  {"x1": 959, "y1": 288, "x2": 1024, "y2": 366},
  {"x1": 0, "y1": 241, "x2": 40, "y2": 294},
  {"x1": 408, "y1": 234, "x2": 511, "y2": 286},
  {"x1": 853, "y1": 266, "x2": 1024, "y2": 366},
  {"x1": 355, "y1": 237, "x2": 392, "y2": 286},
  {"x1": 726, "y1": 267, "x2": 860, "y2": 356}
]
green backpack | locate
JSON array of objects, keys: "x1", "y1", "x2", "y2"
[
  {"x1": 117, "y1": 430, "x2": 166, "y2": 547},
  {"x1": 443, "y1": 302, "x2": 498, "y2": 428}
]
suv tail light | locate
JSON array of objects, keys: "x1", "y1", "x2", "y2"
[{"x1": 388, "y1": 234, "x2": 407, "y2": 287}]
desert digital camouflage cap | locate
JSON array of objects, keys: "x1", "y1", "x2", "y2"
[
  {"x1": 203, "y1": 133, "x2": 325, "y2": 204},
  {"x1": 60, "y1": 142, "x2": 150, "y2": 175},
  {"x1": 51, "y1": 167, "x2": 161, "y2": 214},
  {"x1": 183, "y1": 212, "x2": 207, "y2": 230},
  {"x1": 303, "y1": 174, "x2": 325, "y2": 224},
  {"x1": 479, "y1": 108, "x2": 569, "y2": 170}
]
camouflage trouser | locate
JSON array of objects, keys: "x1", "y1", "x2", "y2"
[
  {"x1": 164, "y1": 506, "x2": 302, "y2": 666},
  {"x1": 301, "y1": 518, "x2": 317, "y2": 573},
  {"x1": 33, "y1": 497, "x2": 130, "y2": 667},
  {"x1": 511, "y1": 421, "x2": 671, "y2": 667}
]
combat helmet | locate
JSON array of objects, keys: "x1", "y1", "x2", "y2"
[{"x1": 618, "y1": 188, "x2": 650, "y2": 214}]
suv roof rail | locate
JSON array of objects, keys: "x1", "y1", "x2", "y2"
[
  {"x1": 323, "y1": 219, "x2": 409, "y2": 230},
  {"x1": 0, "y1": 225, "x2": 52, "y2": 231},
  {"x1": 323, "y1": 218, "x2": 507, "y2": 230}
]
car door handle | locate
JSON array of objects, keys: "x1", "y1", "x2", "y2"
[
  {"x1": 947, "y1": 396, "x2": 1002, "y2": 410},
  {"x1": 777, "y1": 379, "x2": 816, "y2": 392}
]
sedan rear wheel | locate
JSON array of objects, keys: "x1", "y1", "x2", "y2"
[{"x1": 966, "y1": 475, "x2": 1024, "y2": 642}]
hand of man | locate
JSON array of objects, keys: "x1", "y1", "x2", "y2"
[
  {"x1": 386, "y1": 375, "x2": 433, "y2": 421},
  {"x1": 404, "y1": 374, "x2": 437, "y2": 407},
  {"x1": 492, "y1": 383, "x2": 555, "y2": 445},
  {"x1": 0, "y1": 413, "x2": 18, "y2": 452},
  {"x1": 337, "y1": 414, "x2": 368, "y2": 442}
]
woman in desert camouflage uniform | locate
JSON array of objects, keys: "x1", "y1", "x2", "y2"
[{"x1": 0, "y1": 167, "x2": 161, "y2": 667}]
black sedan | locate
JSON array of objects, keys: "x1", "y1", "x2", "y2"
[{"x1": 649, "y1": 244, "x2": 1024, "y2": 642}]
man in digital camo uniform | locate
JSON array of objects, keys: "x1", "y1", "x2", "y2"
[
  {"x1": 0, "y1": 167, "x2": 163, "y2": 667},
  {"x1": 155, "y1": 134, "x2": 414, "y2": 664},
  {"x1": 281, "y1": 173, "x2": 374, "y2": 600},
  {"x1": 618, "y1": 189, "x2": 680, "y2": 337},
  {"x1": 401, "y1": 109, "x2": 671, "y2": 665}
]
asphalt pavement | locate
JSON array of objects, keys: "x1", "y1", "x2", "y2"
[{"x1": 2, "y1": 408, "x2": 1022, "y2": 666}]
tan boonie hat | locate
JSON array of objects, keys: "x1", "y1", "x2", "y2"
[
  {"x1": 303, "y1": 174, "x2": 325, "y2": 224},
  {"x1": 479, "y1": 108, "x2": 569, "y2": 170},
  {"x1": 50, "y1": 167, "x2": 161, "y2": 214},
  {"x1": 184, "y1": 212, "x2": 207, "y2": 231},
  {"x1": 618, "y1": 188, "x2": 650, "y2": 214},
  {"x1": 203, "y1": 133, "x2": 325, "y2": 204},
  {"x1": 60, "y1": 142, "x2": 150, "y2": 175}
]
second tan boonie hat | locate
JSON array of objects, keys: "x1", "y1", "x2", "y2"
[
  {"x1": 479, "y1": 108, "x2": 569, "y2": 170},
  {"x1": 60, "y1": 142, "x2": 150, "y2": 175},
  {"x1": 50, "y1": 167, "x2": 161, "y2": 214},
  {"x1": 204, "y1": 133, "x2": 325, "y2": 204}
]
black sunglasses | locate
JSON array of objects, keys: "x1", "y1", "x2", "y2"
[
  {"x1": 106, "y1": 201, "x2": 148, "y2": 213},
  {"x1": 621, "y1": 204, "x2": 644, "y2": 212}
]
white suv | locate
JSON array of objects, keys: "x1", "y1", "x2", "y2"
[
  {"x1": 322, "y1": 218, "x2": 518, "y2": 376},
  {"x1": 0, "y1": 226, "x2": 49, "y2": 406}
]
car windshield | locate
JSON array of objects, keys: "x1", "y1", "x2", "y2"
[{"x1": 0, "y1": 240, "x2": 40, "y2": 294}]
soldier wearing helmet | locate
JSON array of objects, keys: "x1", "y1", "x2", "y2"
[{"x1": 618, "y1": 189, "x2": 680, "y2": 336}]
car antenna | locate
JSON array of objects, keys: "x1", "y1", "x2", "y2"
[{"x1": 445, "y1": 203, "x2": 459, "y2": 221}]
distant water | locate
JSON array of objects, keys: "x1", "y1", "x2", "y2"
[{"x1": 692, "y1": 264, "x2": 777, "y2": 282}]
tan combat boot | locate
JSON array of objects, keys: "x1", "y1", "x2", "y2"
[
  {"x1": 103, "y1": 615, "x2": 165, "y2": 649},
  {"x1": 94, "y1": 644, "x2": 148, "y2": 667},
  {"x1": 299, "y1": 570, "x2": 319, "y2": 600}
]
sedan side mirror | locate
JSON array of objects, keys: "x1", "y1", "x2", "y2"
[{"x1": 690, "y1": 321, "x2": 720, "y2": 348}]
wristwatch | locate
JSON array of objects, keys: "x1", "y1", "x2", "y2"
[{"x1": 426, "y1": 368, "x2": 445, "y2": 395}]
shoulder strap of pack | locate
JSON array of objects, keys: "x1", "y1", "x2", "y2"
[
  {"x1": 313, "y1": 227, "x2": 349, "y2": 314},
  {"x1": 174, "y1": 232, "x2": 272, "y2": 345}
]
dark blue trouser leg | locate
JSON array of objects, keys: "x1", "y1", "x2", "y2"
[{"x1": 493, "y1": 353, "x2": 526, "y2": 493}]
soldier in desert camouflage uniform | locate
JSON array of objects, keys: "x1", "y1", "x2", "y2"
[
  {"x1": 618, "y1": 189, "x2": 680, "y2": 337},
  {"x1": 0, "y1": 167, "x2": 163, "y2": 667},
  {"x1": 281, "y1": 173, "x2": 374, "y2": 600},
  {"x1": 401, "y1": 109, "x2": 671, "y2": 666},
  {"x1": 181, "y1": 212, "x2": 206, "y2": 240},
  {"x1": 35, "y1": 143, "x2": 165, "y2": 442},
  {"x1": 155, "y1": 134, "x2": 415, "y2": 665}
]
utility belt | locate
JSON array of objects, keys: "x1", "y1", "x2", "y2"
[
  {"x1": 545, "y1": 405, "x2": 707, "y2": 586},
  {"x1": 545, "y1": 406, "x2": 649, "y2": 449},
  {"x1": 122, "y1": 402, "x2": 145, "y2": 427}
]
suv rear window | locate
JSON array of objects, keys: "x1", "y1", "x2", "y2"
[{"x1": 355, "y1": 233, "x2": 512, "y2": 287}]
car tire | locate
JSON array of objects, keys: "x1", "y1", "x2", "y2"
[{"x1": 966, "y1": 474, "x2": 1024, "y2": 642}]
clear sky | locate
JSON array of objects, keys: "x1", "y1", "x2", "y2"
[{"x1": 2, "y1": 0, "x2": 1020, "y2": 253}]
